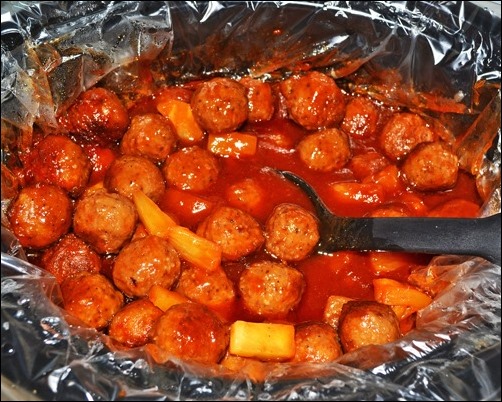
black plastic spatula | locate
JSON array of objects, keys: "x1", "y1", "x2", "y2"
[{"x1": 276, "y1": 170, "x2": 501, "y2": 265}]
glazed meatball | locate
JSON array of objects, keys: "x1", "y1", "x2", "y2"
[
  {"x1": 338, "y1": 300, "x2": 401, "y2": 353},
  {"x1": 58, "y1": 87, "x2": 129, "y2": 146},
  {"x1": 279, "y1": 71, "x2": 345, "y2": 130},
  {"x1": 401, "y1": 141, "x2": 459, "y2": 192},
  {"x1": 162, "y1": 146, "x2": 220, "y2": 192},
  {"x1": 323, "y1": 295, "x2": 352, "y2": 330},
  {"x1": 104, "y1": 155, "x2": 165, "y2": 202},
  {"x1": 238, "y1": 261, "x2": 305, "y2": 318},
  {"x1": 7, "y1": 183, "x2": 72, "y2": 250},
  {"x1": 348, "y1": 151, "x2": 390, "y2": 181},
  {"x1": 120, "y1": 113, "x2": 177, "y2": 163},
  {"x1": 296, "y1": 128, "x2": 351, "y2": 172},
  {"x1": 152, "y1": 302, "x2": 229, "y2": 364},
  {"x1": 379, "y1": 113, "x2": 437, "y2": 161},
  {"x1": 239, "y1": 77, "x2": 275, "y2": 122},
  {"x1": 113, "y1": 235, "x2": 181, "y2": 298},
  {"x1": 292, "y1": 321, "x2": 343, "y2": 363},
  {"x1": 341, "y1": 96, "x2": 380, "y2": 139},
  {"x1": 40, "y1": 233, "x2": 101, "y2": 284},
  {"x1": 73, "y1": 189, "x2": 138, "y2": 254},
  {"x1": 225, "y1": 178, "x2": 265, "y2": 218},
  {"x1": 265, "y1": 203, "x2": 320, "y2": 261},
  {"x1": 176, "y1": 264, "x2": 236, "y2": 312},
  {"x1": 22, "y1": 135, "x2": 91, "y2": 197},
  {"x1": 191, "y1": 77, "x2": 248, "y2": 133},
  {"x1": 108, "y1": 298, "x2": 163, "y2": 348},
  {"x1": 196, "y1": 206, "x2": 265, "y2": 261},
  {"x1": 61, "y1": 272, "x2": 124, "y2": 330}
]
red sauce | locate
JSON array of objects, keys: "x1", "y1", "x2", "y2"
[
  {"x1": 144, "y1": 102, "x2": 475, "y2": 328},
  {"x1": 21, "y1": 71, "x2": 484, "y2": 344}
]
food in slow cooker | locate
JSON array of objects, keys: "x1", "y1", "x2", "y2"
[{"x1": 4, "y1": 66, "x2": 485, "y2": 377}]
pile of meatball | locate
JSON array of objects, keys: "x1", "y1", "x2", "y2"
[{"x1": 5, "y1": 69, "x2": 462, "y2": 370}]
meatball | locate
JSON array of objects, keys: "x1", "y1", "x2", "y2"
[
  {"x1": 104, "y1": 155, "x2": 165, "y2": 202},
  {"x1": 73, "y1": 189, "x2": 138, "y2": 254},
  {"x1": 108, "y1": 298, "x2": 163, "y2": 347},
  {"x1": 265, "y1": 203, "x2": 320, "y2": 261},
  {"x1": 401, "y1": 141, "x2": 459, "y2": 192},
  {"x1": 162, "y1": 146, "x2": 219, "y2": 192},
  {"x1": 113, "y1": 235, "x2": 181, "y2": 298},
  {"x1": 379, "y1": 113, "x2": 437, "y2": 161},
  {"x1": 323, "y1": 295, "x2": 352, "y2": 330},
  {"x1": 279, "y1": 71, "x2": 345, "y2": 130},
  {"x1": 348, "y1": 151, "x2": 390, "y2": 181},
  {"x1": 239, "y1": 77, "x2": 275, "y2": 122},
  {"x1": 58, "y1": 87, "x2": 130, "y2": 146},
  {"x1": 61, "y1": 272, "x2": 124, "y2": 330},
  {"x1": 120, "y1": 113, "x2": 177, "y2": 163},
  {"x1": 191, "y1": 77, "x2": 248, "y2": 133},
  {"x1": 40, "y1": 233, "x2": 101, "y2": 284},
  {"x1": 176, "y1": 264, "x2": 236, "y2": 313},
  {"x1": 338, "y1": 300, "x2": 401, "y2": 353},
  {"x1": 152, "y1": 302, "x2": 229, "y2": 364},
  {"x1": 341, "y1": 96, "x2": 380, "y2": 139},
  {"x1": 292, "y1": 321, "x2": 343, "y2": 363},
  {"x1": 238, "y1": 261, "x2": 305, "y2": 318},
  {"x1": 196, "y1": 206, "x2": 265, "y2": 261},
  {"x1": 225, "y1": 178, "x2": 265, "y2": 218},
  {"x1": 22, "y1": 134, "x2": 91, "y2": 197},
  {"x1": 7, "y1": 183, "x2": 72, "y2": 250},
  {"x1": 296, "y1": 128, "x2": 351, "y2": 172}
]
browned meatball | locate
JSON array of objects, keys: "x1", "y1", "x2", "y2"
[
  {"x1": 58, "y1": 87, "x2": 130, "y2": 146},
  {"x1": 61, "y1": 272, "x2": 124, "y2": 330},
  {"x1": 239, "y1": 77, "x2": 275, "y2": 122},
  {"x1": 379, "y1": 113, "x2": 437, "y2": 161},
  {"x1": 191, "y1": 77, "x2": 248, "y2": 133},
  {"x1": 113, "y1": 235, "x2": 181, "y2": 298},
  {"x1": 7, "y1": 183, "x2": 72, "y2": 250},
  {"x1": 108, "y1": 298, "x2": 163, "y2": 347},
  {"x1": 401, "y1": 141, "x2": 459, "y2": 192},
  {"x1": 162, "y1": 146, "x2": 220, "y2": 192},
  {"x1": 152, "y1": 302, "x2": 229, "y2": 364},
  {"x1": 120, "y1": 113, "x2": 177, "y2": 163},
  {"x1": 323, "y1": 295, "x2": 352, "y2": 330},
  {"x1": 40, "y1": 233, "x2": 101, "y2": 284},
  {"x1": 348, "y1": 151, "x2": 390, "y2": 181},
  {"x1": 279, "y1": 71, "x2": 345, "y2": 130},
  {"x1": 265, "y1": 203, "x2": 320, "y2": 261},
  {"x1": 292, "y1": 321, "x2": 343, "y2": 363},
  {"x1": 176, "y1": 264, "x2": 236, "y2": 313},
  {"x1": 296, "y1": 128, "x2": 351, "y2": 172},
  {"x1": 22, "y1": 135, "x2": 91, "y2": 197},
  {"x1": 338, "y1": 300, "x2": 401, "y2": 353},
  {"x1": 104, "y1": 155, "x2": 165, "y2": 202},
  {"x1": 196, "y1": 206, "x2": 265, "y2": 261},
  {"x1": 341, "y1": 96, "x2": 380, "y2": 139},
  {"x1": 238, "y1": 261, "x2": 305, "y2": 318},
  {"x1": 225, "y1": 178, "x2": 265, "y2": 218},
  {"x1": 73, "y1": 188, "x2": 138, "y2": 254}
]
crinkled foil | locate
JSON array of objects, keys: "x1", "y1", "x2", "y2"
[{"x1": 1, "y1": 1, "x2": 501, "y2": 400}]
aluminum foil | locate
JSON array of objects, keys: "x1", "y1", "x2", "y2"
[{"x1": 1, "y1": 1, "x2": 501, "y2": 400}]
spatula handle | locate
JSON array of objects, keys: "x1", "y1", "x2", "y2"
[{"x1": 367, "y1": 214, "x2": 500, "y2": 264}]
